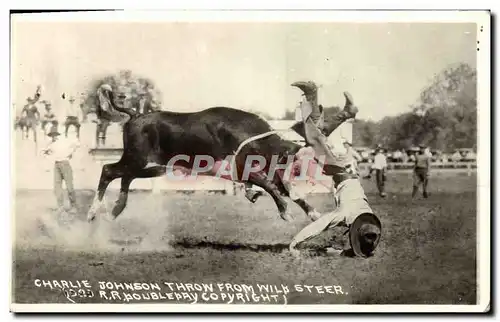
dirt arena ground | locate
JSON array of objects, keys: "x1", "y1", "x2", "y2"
[{"x1": 12, "y1": 172, "x2": 477, "y2": 305}]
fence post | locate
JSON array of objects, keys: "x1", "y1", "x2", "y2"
[{"x1": 151, "y1": 177, "x2": 161, "y2": 195}]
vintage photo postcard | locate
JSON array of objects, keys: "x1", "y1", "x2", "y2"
[{"x1": 9, "y1": 10, "x2": 490, "y2": 313}]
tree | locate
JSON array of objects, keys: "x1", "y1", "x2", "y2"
[{"x1": 410, "y1": 62, "x2": 477, "y2": 151}]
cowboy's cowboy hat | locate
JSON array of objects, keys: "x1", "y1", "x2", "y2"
[{"x1": 349, "y1": 213, "x2": 382, "y2": 257}]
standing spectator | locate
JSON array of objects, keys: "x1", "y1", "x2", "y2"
[
  {"x1": 63, "y1": 94, "x2": 82, "y2": 139},
  {"x1": 342, "y1": 139, "x2": 362, "y2": 175},
  {"x1": 40, "y1": 101, "x2": 58, "y2": 136},
  {"x1": 402, "y1": 150, "x2": 409, "y2": 163},
  {"x1": 451, "y1": 150, "x2": 462, "y2": 166},
  {"x1": 412, "y1": 144, "x2": 431, "y2": 199},
  {"x1": 371, "y1": 146, "x2": 388, "y2": 198},
  {"x1": 392, "y1": 149, "x2": 403, "y2": 163},
  {"x1": 41, "y1": 128, "x2": 81, "y2": 214}
]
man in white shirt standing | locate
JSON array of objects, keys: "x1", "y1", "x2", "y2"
[
  {"x1": 63, "y1": 94, "x2": 82, "y2": 140},
  {"x1": 42, "y1": 128, "x2": 80, "y2": 214},
  {"x1": 371, "y1": 146, "x2": 388, "y2": 198}
]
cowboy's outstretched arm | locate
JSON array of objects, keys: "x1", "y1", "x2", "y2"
[
  {"x1": 289, "y1": 209, "x2": 345, "y2": 249},
  {"x1": 30, "y1": 85, "x2": 42, "y2": 104}
]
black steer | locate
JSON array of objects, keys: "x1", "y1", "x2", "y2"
[{"x1": 87, "y1": 85, "x2": 355, "y2": 223}]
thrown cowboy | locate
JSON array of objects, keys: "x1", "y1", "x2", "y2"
[
  {"x1": 286, "y1": 81, "x2": 382, "y2": 258},
  {"x1": 245, "y1": 82, "x2": 355, "y2": 203}
]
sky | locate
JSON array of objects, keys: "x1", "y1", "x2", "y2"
[{"x1": 11, "y1": 19, "x2": 477, "y2": 121}]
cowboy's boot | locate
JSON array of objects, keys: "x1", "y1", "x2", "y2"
[
  {"x1": 322, "y1": 92, "x2": 359, "y2": 137},
  {"x1": 341, "y1": 92, "x2": 358, "y2": 119},
  {"x1": 291, "y1": 81, "x2": 318, "y2": 100}
]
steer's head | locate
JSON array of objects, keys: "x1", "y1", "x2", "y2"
[{"x1": 96, "y1": 84, "x2": 125, "y2": 122}]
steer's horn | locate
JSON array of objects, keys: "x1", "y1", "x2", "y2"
[
  {"x1": 99, "y1": 84, "x2": 113, "y2": 92},
  {"x1": 343, "y1": 91, "x2": 354, "y2": 107}
]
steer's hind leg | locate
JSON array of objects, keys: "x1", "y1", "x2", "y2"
[
  {"x1": 247, "y1": 171, "x2": 292, "y2": 221},
  {"x1": 111, "y1": 165, "x2": 167, "y2": 219},
  {"x1": 273, "y1": 176, "x2": 321, "y2": 221}
]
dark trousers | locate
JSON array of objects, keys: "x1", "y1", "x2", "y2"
[
  {"x1": 412, "y1": 167, "x2": 429, "y2": 198},
  {"x1": 65, "y1": 116, "x2": 80, "y2": 139},
  {"x1": 375, "y1": 169, "x2": 386, "y2": 195},
  {"x1": 42, "y1": 120, "x2": 58, "y2": 134},
  {"x1": 291, "y1": 110, "x2": 351, "y2": 168},
  {"x1": 54, "y1": 160, "x2": 77, "y2": 208}
]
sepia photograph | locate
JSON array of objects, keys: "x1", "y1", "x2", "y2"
[{"x1": 9, "y1": 10, "x2": 490, "y2": 313}]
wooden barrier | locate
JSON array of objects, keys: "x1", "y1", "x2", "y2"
[
  {"x1": 14, "y1": 122, "x2": 477, "y2": 191},
  {"x1": 357, "y1": 162, "x2": 477, "y2": 176}
]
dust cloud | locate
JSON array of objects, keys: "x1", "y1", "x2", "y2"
[{"x1": 13, "y1": 193, "x2": 174, "y2": 254}]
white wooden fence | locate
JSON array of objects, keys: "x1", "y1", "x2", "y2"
[{"x1": 13, "y1": 121, "x2": 476, "y2": 192}]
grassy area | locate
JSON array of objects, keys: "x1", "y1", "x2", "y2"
[{"x1": 12, "y1": 173, "x2": 477, "y2": 305}]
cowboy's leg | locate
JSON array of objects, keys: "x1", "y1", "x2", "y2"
[
  {"x1": 61, "y1": 161, "x2": 77, "y2": 208},
  {"x1": 376, "y1": 169, "x2": 385, "y2": 195},
  {"x1": 53, "y1": 162, "x2": 65, "y2": 208},
  {"x1": 303, "y1": 118, "x2": 338, "y2": 166},
  {"x1": 74, "y1": 119, "x2": 81, "y2": 139},
  {"x1": 95, "y1": 123, "x2": 100, "y2": 147},
  {"x1": 322, "y1": 110, "x2": 355, "y2": 137},
  {"x1": 291, "y1": 107, "x2": 353, "y2": 140},
  {"x1": 65, "y1": 118, "x2": 70, "y2": 138},
  {"x1": 412, "y1": 169, "x2": 420, "y2": 198},
  {"x1": 52, "y1": 120, "x2": 58, "y2": 133},
  {"x1": 31, "y1": 122, "x2": 37, "y2": 143},
  {"x1": 422, "y1": 169, "x2": 429, "y2": 198}
]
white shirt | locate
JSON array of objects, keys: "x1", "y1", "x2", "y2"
[
  {"x1": 43, "y1": 137, "x2": 80, "y2": 162},
  {"x1": 372, "y1": 153, "x2": 387, "y2": 170},
  {"x1": 65, "y1": 101, "x2": 81, "y2": 119}
]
